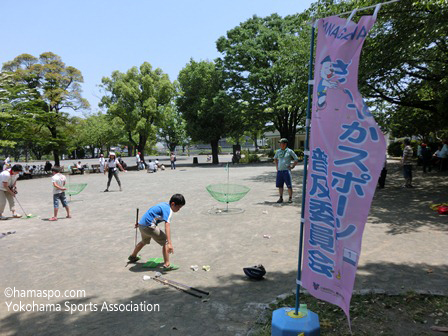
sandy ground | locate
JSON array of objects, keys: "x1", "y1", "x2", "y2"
[{"x1": 1, "y1": 159, "x2": 447, "y2": 336}]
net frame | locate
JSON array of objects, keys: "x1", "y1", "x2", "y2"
[{"x1": 206, "y1": 183, "x2": 250, "y2": 211}]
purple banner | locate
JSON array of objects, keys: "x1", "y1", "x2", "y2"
[{"x1": 301, "y1": 13, "x2": 386, "y2": 321}]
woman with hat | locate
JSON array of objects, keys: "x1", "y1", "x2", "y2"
[{"x1": 104, "y1": 152, "x2": 126, "y2": 192}]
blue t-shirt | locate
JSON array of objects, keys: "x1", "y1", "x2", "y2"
[
  {"x1": 139, "y1": 202, "x2": 172, "y2": 227},
  {"x1": 274, "y1": 148, "x2": 299, "y2": 171}
]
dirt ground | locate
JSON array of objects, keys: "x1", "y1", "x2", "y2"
[{"x1": 1, "y1": 158, "x2": 447, "y2": 336}]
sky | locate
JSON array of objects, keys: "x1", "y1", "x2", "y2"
[{"x1": 0, "y1": 0, "x2": 315, "y2": 115}]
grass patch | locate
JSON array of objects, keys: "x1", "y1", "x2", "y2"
[{"x1": 255, "y1": 292, "x2": 448, "y2": 335}]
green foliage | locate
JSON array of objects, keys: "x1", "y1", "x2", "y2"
[
  {"x1": 266, "y1": 148, "x2": 275, "y2": 159},
  {"x1": 216, "y1": 13, "x2": 310, "y2": 148},
  {"x1": 158, "y1": 103, "x2": 188, "y2": 152},
  {"x1": 100, "y1": 62, "x2": 175, "y2": 156},
  {"x1": 315, "y1": 0, "x2": 448, "y2": 139},
  {"x1": 1, "y1": 52, "x2": 88, "y2": 164},
  {"x1": 67, "y1": 112, "x2": 124, "y2": 156},
  {"x1": 177, "y1": 59, "x2": 239, "y2": 164},
  {"x1": 294, "y1": 148, "x2": 304, "y2": 161},
  {"x1": 387, "y1": 140, "x2": 418, "y2": 158},
  {"x1": 387, "y1": 141, "x2": 403, "y2": 157},
  {"x1": 239, "y1": 150, "x2": 260, "y2": 163}
]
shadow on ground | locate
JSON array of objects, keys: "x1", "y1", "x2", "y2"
[
  {"x1": 247, "y1": 162, "x2": 448, "y2": 234},
  {"x1": 2, "y1": 261, "x2": 447, "y2": 336},
  {"x1": 370, "y1": 164, "x2": 448, "y2": 235}
]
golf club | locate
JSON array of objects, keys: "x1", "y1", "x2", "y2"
[
  {"x1": 154, "y1": 272, "x2": 209, "y2": 295},
  {"x1": 135, "y1": 208, "x2": 139, "y2": 246},
  {"x1": 14, "y1": 195, "x2": 33, "y2": 218},
  {"x1": 143, "y1": 275, "x2": 202, "y2": 298}
]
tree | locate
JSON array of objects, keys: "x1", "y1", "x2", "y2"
[
  {"x1": 216, "y1": 13, "x2": 311, "y2": 149},
  {"x1": 2, "y1": 52, "x2": 89, "y2": 165},
  {"x1": 0, "y1": 72, "x2": 21, "y2": 149},
  {"x1": 100, "y1": 62, "x2": 175, "y2": 157},
  {"x1": 158, "y1": 103, "x2": 188, "y2": 152},
  {"x1": 73, "y1": 112, "x2": 124, "y2": 157},
  {"x1": 312, "y1": 0, "x2": 448, "y2": 139},
  {"x1": 177, "y1": 59, "x2": 238, "y2": 164}
]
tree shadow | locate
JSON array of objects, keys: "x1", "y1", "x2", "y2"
[
  {"x1": 369, "y1": 164, "x2": 448, "y2": 235},
  {"x1": 246, "y1": 162, "x2": 448, "y2": 235}
]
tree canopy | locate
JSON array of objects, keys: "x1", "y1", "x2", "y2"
[
  {"x1": 100, "y1": 62, "x2": 175, "y2": 157},
  {"x1": 177, "y1": 59, "x2": 238, "y2": 164},
  {"x1": 2, "y1": 52, "x2": 89, "y2": 165},
  {"x1": 216, "y1": 13, "x2": 311, "y2": 148},
  {"x1": 312, "y1": 0, "x2": 448, "y2": 140}
]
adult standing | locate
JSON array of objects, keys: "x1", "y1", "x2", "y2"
[
  {"x1": 170, "y1": 152, "x2": 176, "y2": 170},
  {"x1": 378, "y1": 156, "x2": 387, "y2": 188},
  {"x1": 420, "y1": 143, "x2": 432, "y2": 173},
  {"x1": 136, "y1": 152, "x2": 142, "y2": 171},
  {"x1": 273, "y1": 138, "x2": 299, "y2": 203},
  {"x1": 401, "y1": 138, "x2": 414, "y2": 188},
  {"x1": 0, "y1": 164, "x2": 23, "y2": 219},
  {"x1": 99, "y1": 154, "x2": 105, "y2": 173},
  {"x1": 104, "y1": 152, "x2": 126, "y2": 192}
]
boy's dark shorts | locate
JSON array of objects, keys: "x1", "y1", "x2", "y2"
[
  {"x1": 276, "y1": 170, "x2": 292, "y2": 188},
  {"x1": 53, "y1": 192, "x2": 68, "y2": 208},
  {"x1": 139, "y1": 225, "x2": 167, "y2": 246},
  {"x1": 403, "y1": 165, "x2": 412, "y2": 178}
]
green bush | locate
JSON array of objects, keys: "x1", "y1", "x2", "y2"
[
  {"x1": 294, "y1": 149, "x2": 304, "y2": 161},
  {"x1": 388, "y1": 140, "x2": 419, "y2": 157},
  {"x1": 387, "y1": 141, "x2": 403, "y2": 157},
  {"x1": 240, "y1": 150, "x2": 260, "y2": 163},
  {"x1": 410, "y1": 140, "x2": 419, "y2": 157}
]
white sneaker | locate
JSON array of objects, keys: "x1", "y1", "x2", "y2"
[{"x1": 0, "y1": 216, "x2": 8, "y2": 220}]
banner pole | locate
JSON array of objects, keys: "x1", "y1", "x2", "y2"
[{"x1": 294, "y1": 19, "x2": 316, "y2": 316}]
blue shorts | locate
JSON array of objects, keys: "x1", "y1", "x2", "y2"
[
  {"x1": 276, "y1": 170, "x2": 292, "y2": 188},
  {"x1": 53, "y1": 192, "x2": 68, "y2": 208}
]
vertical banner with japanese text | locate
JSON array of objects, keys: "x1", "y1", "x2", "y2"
[{"x1": 301, "y1": 13, "x2": 386, "y2": 320}]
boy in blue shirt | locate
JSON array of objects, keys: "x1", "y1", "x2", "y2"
[
  {"x1": 128, "y1": 194, "x2": 186, "y2": 269},
  {"x1": 274, "y1": 138, "x2": 299, "y2": 203}
]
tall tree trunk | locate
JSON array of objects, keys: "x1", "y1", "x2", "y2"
[
  {"x1": 211, "y1": 139, "x2": 219, "y2": 164},
  {"x1": 252, "y1": 132, "x2": 259, "y2": 151},
  {"x1": 48, "y1": 126, "x2": 60, "y2": 166},
  {"x1": 128, "y1": 132, "x2": 137, "y2": 157},
  {"x1": 53, "y1": 148, "x2": 60, "y2": 166},
  {"x1": 138, "y1": 133, "x2": 147, "y2": 160}
]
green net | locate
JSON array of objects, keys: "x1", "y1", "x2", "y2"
[
  {"x1": 206, "y1": 184, "x2": 250, "y2": 203},
  {"x1": 66, "y1": 183, "x2": 87, "y2": 196}
]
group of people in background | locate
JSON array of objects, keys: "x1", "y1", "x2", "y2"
[
  {"x1": 402, "y1": 139, "x2": 448, "y2": 188},
  {"x1": 133, "y1": 151, "x2": 175, "y2": 172},
  {"x1": 418, "y1": 141, "x2": 448, "y2": 173}
]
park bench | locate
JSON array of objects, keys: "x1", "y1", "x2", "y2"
[
  {"x1": 70, "y1": 164, "x2": 86, "y2": 175},
  {"x1": 90, "y1": 164, "x2": 101, "y2": 173}
]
